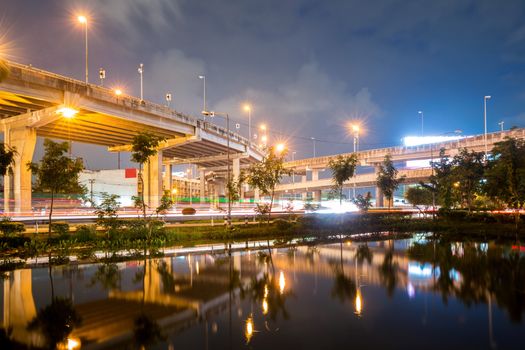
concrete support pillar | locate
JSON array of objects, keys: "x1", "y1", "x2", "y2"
[
  {"x1": 254, "y1": 188, "x2": 260, "y2": 202},
  {"x1": 301, "y1": 176, "x2": 308, "y2": 200},
  {"x1": 199, "y1": 170, "x2": 206, "y2": 203},
  {"x1": 313, "y1": 190, "x2": 322, "y2": 202},
  {"x1": 162, "y1": 163, "x2": 172, "y2": 192},
  {"x1": 143, "y1": 151, "x2": 163, "y2": 209},
  {"x1": 3, "y1": 127, "x2": 37, "y2": 213},
  {"x1": 232, "y1": 158, "x2": 240, "y2": 181},
  {"x1": 312, "y1": 169, "x2": 319, "y2": 181}
]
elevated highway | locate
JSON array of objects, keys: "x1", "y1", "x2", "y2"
[
  {"x1": 0, "y1": 61, "x2": 264, "y2": 212},
  {"x1": 277, "y1": 128, "x2": 525, "y2": 205}
]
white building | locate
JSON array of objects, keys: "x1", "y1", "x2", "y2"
[{"x1": 79, "y1": 169, "x2": 138, "y2": 207}]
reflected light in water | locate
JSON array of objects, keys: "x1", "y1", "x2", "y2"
[
  {"x1": 58, "y1": 337, "x2": 81, "y2": 350},
  {"x1": 245, "y1": 315, "x2": 254, "y2": 344},
  {"x1": 264, "y1": 284, "x2": 269, "y2": 298},
  {"x1": 355, "y1": 289, "x2": 363, "y2": 316},
  {"x1": 262, "y1": 299, "x2": 269, "y2": 315},
  {"x1": 196, "y1": 261, "x2": 200, "y2": 274},
  {"x1": 279, "y1": 271, "x2": 286, "y2": 294}
]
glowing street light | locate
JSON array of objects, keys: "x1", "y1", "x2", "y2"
[
  {"x1": 275, "y1": 143, "x2": 286, "y2": 154},
  {"x1": 262, "y1": 299, "x2": 269, "y2": 315},
  {"x1": 260, "y1": 124, "x2": 268, "y2": 147},
  {"x1": 77, "y1": 15, "x2": 88, "y2": 83},
  {"x1": 56, "y1": 107, "x2": 79, "y2": 119}
]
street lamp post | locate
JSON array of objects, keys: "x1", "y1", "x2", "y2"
[
  {"x1": 484, "y1": 95, "x2": 491, "y2": 157},
  {"x1": 138, "y1": 63, "x2": 144, "y2": 101},
  {"x1": 351, "y1": 124, "x2": 360, "y2": 198},
  {"x1": 311, "y1": 137, "x2": 316, "y2": 157},
  {"x1": 498, "y1": 121, "x2": 504, "y2": 132},
  {"x1": 77, "y1": 15, "x2": 88, "y2": 84},
  {"x1": 244, "y1": 104, "x2": 252, "y2": 145},
  {"x1": 203, "y1": 110, "x2": 231, "y2": 226},
  {"x1": 418, "y1": 111, "x2": 424, "y2": 136},
  {"x1": 199, "y1": 75, "x2": 206, "y2": 119}
]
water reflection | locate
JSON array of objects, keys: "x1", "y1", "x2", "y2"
[{"x1": 0, "y1": 238, "x2": 524, "y2": 349}]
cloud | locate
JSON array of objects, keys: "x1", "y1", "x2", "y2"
[
  {"x1": 213, "y1": 61, "x2": 381, "y2": 148},
  {"x1": 90, "y1": 0, "x2": 183, "y2": 42},
  {"x1": 145, "y1": 48, "x2": 206, "y2": 115}
]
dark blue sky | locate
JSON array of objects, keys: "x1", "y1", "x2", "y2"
[{"x1": 1, "y1": 0, "x2": 524, "y2": 168}]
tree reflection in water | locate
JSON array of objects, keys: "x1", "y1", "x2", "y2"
[
  {"x1": 408, "y1": 240, "x2": 525, "y2": 322},
  {"x1": 89, "y1": 262, "x2": 121, "y2": 290},
  {"x1": 330, "y1": 241, "x2": 356, "y2": 304},
  {"x1": 379, "y1": 246, "x2": 399, "y2": 298}
]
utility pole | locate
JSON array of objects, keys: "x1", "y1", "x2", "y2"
[{"x1": 88, "y1": 179, "x2": 96, "y2": 205}]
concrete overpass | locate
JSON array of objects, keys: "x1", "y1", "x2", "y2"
[
  {"x1": 277, "y1": 128, "x2": 525, "y2": 206},
  {"x1": 0, "y1": 61, "x2": 264, "y2": 213}
]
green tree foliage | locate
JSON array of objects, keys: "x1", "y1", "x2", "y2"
[
  {"x1": 450, "y1": 149, "x2": 485, "y2": 211},
  {"x1": 484, "y1": 137, "x2": 525, "y2": 224},
  {"x1": 0, "y1": 143, "x2": 16, "y2": 177},
  {"x1": 130, "y1": 132, "x2": 165, "y2": 218},
  {"x1": 28, "y1": 139, "x2": 84, "y2": 234},
  {"x1": 155, "y1": 190, "x2": 173, "y2": 216},
  {"x1": 95, "y1": 193, "x2": 121, "y2": 236},
  {"x1": 353, "y1": 192, "x2": 372, "y2": 212},
  {"x1": 376, "y1": 155, "x2": 404, "y2": 209},
  {"x1": 427, "y1": 149, "x2": 455, "y2": 208},
  {"x1": 247, "y1": 146, "x2": 290, "y2": 223},
  {"x1": 405, "y1": 186, "x2": 433, "y2": 213},
  {"x1": 27, "y1": 297, "x2": 82, "y2": 349},
  {"x1": 328, "y1": 154, "x2": 358, "y2": 205}
]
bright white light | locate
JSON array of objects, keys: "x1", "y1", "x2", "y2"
[
  {"x1": 56, "y1": 107, "x2": 78, "y2": 119},
  {"x1": 314, "y1": 199, "x2": 359, "y2": 214},
  {"x1": 406, "y1": 159, "x2": 432, "y2": 168},
  {"x1": 403, "y1": 135, "x2": 464, "y2": 147}
]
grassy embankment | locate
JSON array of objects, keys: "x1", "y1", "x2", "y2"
[{"x1": 1, "y1": 211, "x2": 524, "y2": 262}]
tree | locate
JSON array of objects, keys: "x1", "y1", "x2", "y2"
[
  {"x1": 484, "y1": 137, "x2": 525, "y2": 225},
  {"x1": 450, "y1": 148, "x2": 485, "y2": 211},
  {"x1": 328, "y1": 154, "x2": 358, "y2": 205},
  {"x1": 247, "y1": 146, "x2": 290, "y2": 223},
  {"x1": 353, "y1": 192, "x2": 372, "y2": 212},
  {"x1": 94, "y1": 193, "x2": 121, "y2": 237},
  {"x1": 427, "y1": 149, "x2": 455, "y2": 209},
  {"x1": 28, "y1": 139, "x2": 84, "y2": 235},
  {"x1": 376, "y1": 155, "x2": 404, "y2": 209},
  {"x1": 405, "y1": 186, "x2": 433, "y2": 214},
  {"x1": 155, "y1": 190, "x2": 173, "y2": 217},
  {"x1": 130, "y1": 132, "x2": 165, "y2": 218},
  {"x1": 0, "y1": 144, "x2": 16, "y2": 177}
]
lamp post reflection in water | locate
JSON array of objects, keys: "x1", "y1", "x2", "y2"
[
  {"x1": 245, "y1": 314, "x2": 254, "y2": 344},
  {"x1": 279, "y1": 271, "x2": 286, "y2": 294},
  {"x1": 355, "y1": 288, "x2": 363, "y2": 316}
]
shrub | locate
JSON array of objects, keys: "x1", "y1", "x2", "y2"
[
  {"x1": 50, "y1": 222, "x2": 69, "y2": 236},
  {"x1": 274, "y1": 218, "x2": 294, "y2": 231},
  {"x1": 75, "y1": 225, "x2": 97, "y2": 242},
  {"x1": 182, "y1": 207, "x2": 196, "y2": 215},
  {"x1": 0, "y1": 219, "x2": 25, "y2": 237}
]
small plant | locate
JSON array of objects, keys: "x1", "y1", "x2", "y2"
[
  {"x1": 353, "y1": 192, "x2": 373, "y2": 212},
  {"x1": 50, "y1": 222, "x2": 69, "y2": 236},
  {"x1": 0, "y1": 217, "x2": 25, "y2": 237}
]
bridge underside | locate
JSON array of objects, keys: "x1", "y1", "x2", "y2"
[{"x1": 0, "y1": 61, "x2": 264, "y2": 213}]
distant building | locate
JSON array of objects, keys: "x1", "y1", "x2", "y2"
[{"x1": 79, "y1": 168, "x2": 202, "y2": 207}]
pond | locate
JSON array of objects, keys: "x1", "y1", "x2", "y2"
[{"x1": 1, "y1": 236, "x2": 524, "y2": 349}]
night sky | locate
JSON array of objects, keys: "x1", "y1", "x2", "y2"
[{"x1": 1, "y1": 0, "x2": 524, "y2": 169}]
